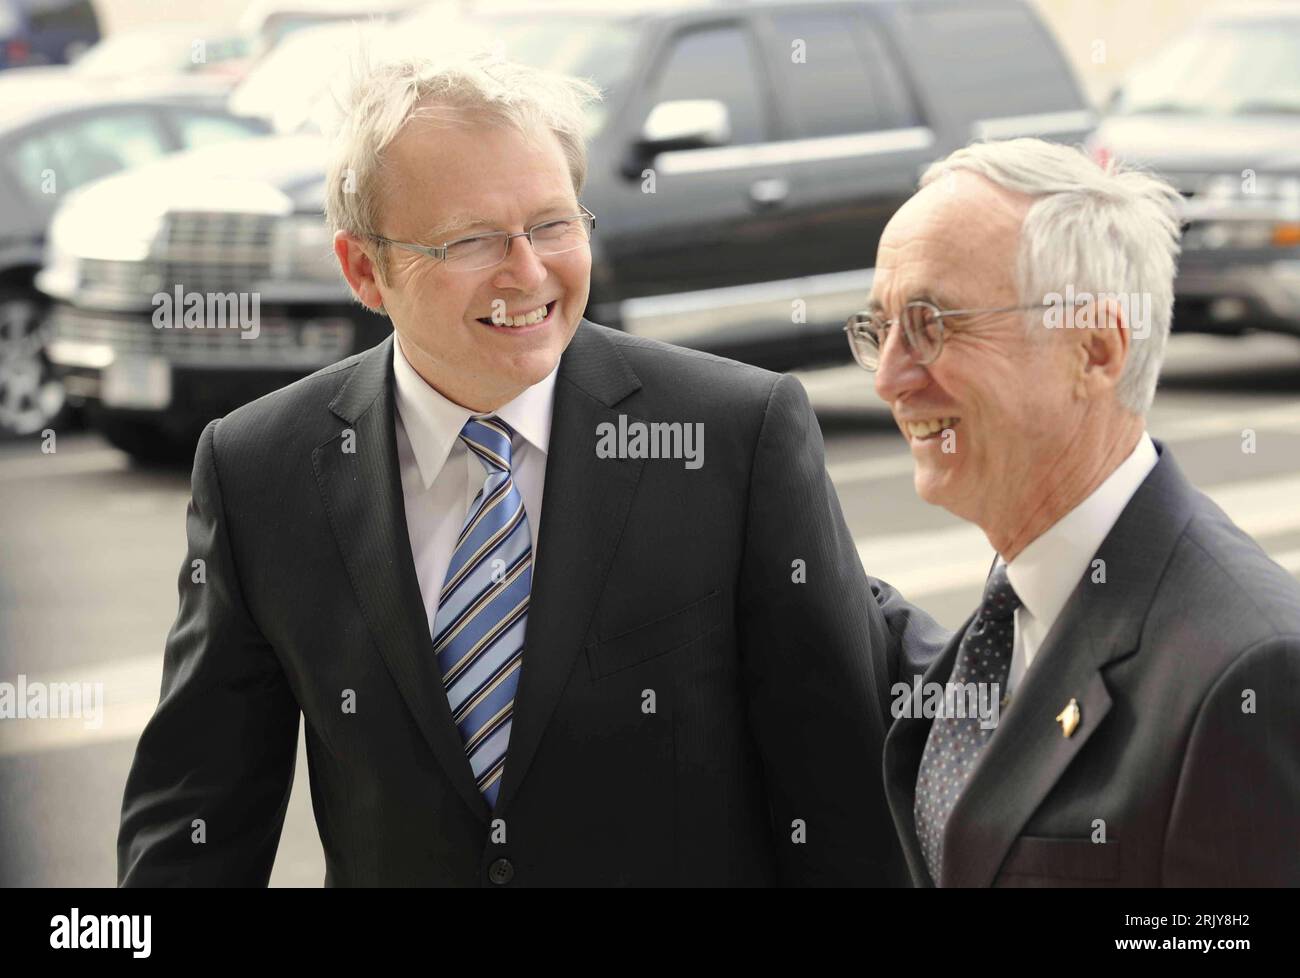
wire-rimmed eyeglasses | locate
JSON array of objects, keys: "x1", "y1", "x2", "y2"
[
  {"x1": 843, "y1": 299, "x2": 1053, "y2": 370},
  {"x1": 369, "y1": 205, "x2": 595, "y2": 272}
]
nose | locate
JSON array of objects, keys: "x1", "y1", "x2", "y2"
[
  {"x1": 490, "y1": 232, "x2": 548, "y2": 293},
  {"x1": 873, "y1": 320, "x2": 930, "y2": 405}
]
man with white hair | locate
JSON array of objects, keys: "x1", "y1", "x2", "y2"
[
  {"x1": 861, "y1": 137, "x2": 1300, "y2": 887},
  {"x1": 116, "y1": 53, "x2": 946, "y2": 887}
]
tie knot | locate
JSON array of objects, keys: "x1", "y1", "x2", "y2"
[
  {"x1": 460, "y1": 415, "x2": 516, "y2": 472},
  {"x1": 980, "y1": 563, "x2": 1021, "y2": 621}
]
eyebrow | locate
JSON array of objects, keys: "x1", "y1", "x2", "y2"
[
  {"x1": 421, "y1": 198, "x2": 580, "y2": 243},
  {"x1": 868, "y1": 289, "x2": 957, "y2": 314}
]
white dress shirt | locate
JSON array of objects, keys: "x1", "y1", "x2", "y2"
[
  {"x1": 999, "y1": 432, "x2": 1159, "y2": 698},
  {"x1": 392, "y1": 334, "x2": 556, "y2": 636}
]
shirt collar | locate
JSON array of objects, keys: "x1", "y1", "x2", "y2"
[
  {"x1": 392, "y1": 333, "x2": 557, "y2": 490},
  {"x1": 1001, "y1": 432, "x2": 1158, "y2": 626}
]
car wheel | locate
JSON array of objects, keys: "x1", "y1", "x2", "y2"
[{"x1": 0, "y1": 288, "x2": 66, "y2": 438}]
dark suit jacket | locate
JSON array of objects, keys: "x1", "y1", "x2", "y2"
[
  {"x1": 884, "y1": 441, "x2": 1300, "y2": 887},
  {"x1": 118, "y1": 320, "x2": 945, "y2": 887}
]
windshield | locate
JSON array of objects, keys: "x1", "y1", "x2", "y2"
[
  {"x1": 239, "y1": 11, "x2": 639, "y2": 136},
  {"x1": 1112, "y1": 19, "x2": 1300, "y2": 115},
  {"x1": 466, "y1": 14, "x2": 639, "y2": 99}
]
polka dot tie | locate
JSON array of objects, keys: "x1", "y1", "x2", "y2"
[{"x1": 913, "y1": 563, "x2": 1020, "y2": 884}]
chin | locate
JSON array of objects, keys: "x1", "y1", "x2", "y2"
[
  {"x1": 492, "y1": 351, "x2": 555, "y2": 397},
  {"x1": 914, "y1": 462, "x2": 958, "y2": 510}
]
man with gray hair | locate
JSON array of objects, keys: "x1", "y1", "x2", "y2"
[
  {"x1": 117, "y1": 52, "x2": 945, "y2": 886},
  {"x1": 860, "y1": 137, "x2": 1300, "y2": 886}
]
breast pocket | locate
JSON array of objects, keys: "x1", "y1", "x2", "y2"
[
  {"x1": 998, "y1": 836, "x2": 1121, "y2": 884},
  {"x1": 586, "y1": 590, "x2": 724, "y2": 681}
]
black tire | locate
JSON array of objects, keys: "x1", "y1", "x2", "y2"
[{"x1": 0, "y1": 287, "x2": 68, "y2": 438}]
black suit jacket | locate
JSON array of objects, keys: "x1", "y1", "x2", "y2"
[
  {"x1": 118, "y1": 320, "x2": 946, "y2": 887},
  {"x1": 884, "y1": 442, "x2": 1300, "y2": 886}
]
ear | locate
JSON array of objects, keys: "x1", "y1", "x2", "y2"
[
  {"x1": 334, "y1": 230, "x2": 386, "y2": 312},
  {"x1": 1073, "y1": 297, "x2": 1129, "y2": 396}
]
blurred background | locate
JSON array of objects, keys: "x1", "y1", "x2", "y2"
[{"x1": 4, "y1": 0, "x2": 1300, "y2": 886}]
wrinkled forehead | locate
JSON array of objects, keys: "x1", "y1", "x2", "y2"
[{"x1": 872, "y1": 173, "x2": 1029, "y2": 308}]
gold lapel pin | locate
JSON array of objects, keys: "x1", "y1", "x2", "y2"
[{"x1": 1056, "y1": 698, "x2": 1081, "y2": 738}]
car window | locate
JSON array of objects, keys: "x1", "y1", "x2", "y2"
[
  {"x1": 6, "y1": 130, "x2": 64, "y2": 204},
  {"x1": 24, "y1": 0, "x2": 98, "y2": 33},
  {"x1": 0, "y1": 2, "x2": 20, "y2": 37},
  {"x1": 899, "y1": 1, "x2": 1082, "y2": 118},
  {"x1": 1112, "y1": 20, "x2": 1300, "y2": 116},
  {"x1": 646, "y1": 24, "x2": 766, "y2": 145},
  {"x1": 171, "y1": 111, "x2": 264, "y2": 149},
  {"x1": 767, "y1": 11, "x2": 919, "y2": 137},
  {"x1": 7, "y1": 110, "x2": 170, "y2": 201}
]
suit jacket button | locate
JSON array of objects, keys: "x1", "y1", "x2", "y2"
[{"x1": 488, "y1": 858, "x2": 514, "y2": 885}]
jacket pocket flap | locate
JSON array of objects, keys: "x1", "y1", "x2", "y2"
[{"x1": 586, "y1": 589, "x2": 723, "y2": 680}]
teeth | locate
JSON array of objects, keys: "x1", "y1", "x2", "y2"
[
  {"x1": 906, "y1": 417, "x2": 958, "y2": 439},
  {"x1": 492, "y1": 303, "x2": 549, "y2": 327}
]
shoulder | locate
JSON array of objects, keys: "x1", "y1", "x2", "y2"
[
  {"x1": 207, "y1": 339, "x2": 380, "y2": 465},
  {"x1": 1142, "y1": 483, "x2": 1300, "y2": 701},
  {"x1": 583, "y1": 321, "x2": 802, "y2": 417},
  {"x1": 1177, "y1": 490, "x2": 1300, "y2": 640},
  {"x1": 590, "y1": 322, "x2": 781, "y2": 391}
]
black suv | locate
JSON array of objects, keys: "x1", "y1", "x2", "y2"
[{"x1": 38, "y1": 0, "x2": 1093, "y2": 461}]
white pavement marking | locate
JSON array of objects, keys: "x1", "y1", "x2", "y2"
[
  {"x1": 856, "y1": 471, "x2": 1300, "y2": 599},
  {"x1": 1272, "y1": 549, "x2": 1300, "y2": 574},
  {"x1": 828, "y1": 402, "x2": 1300, "y2": 486},
  {"x1": 11, "y1": 471, "x2": 1300, "y2": 756},
  {"x1": 0, "y1": 653, "x2": 163, "y2": 756},
  {"x1": 0, "y1": 449, "x2": 129, "y2": 482},
  {"x1": 825, "y1": 452, "x2": 917, "y2": 484}
]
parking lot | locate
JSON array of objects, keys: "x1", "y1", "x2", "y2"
[{"x1": 3, "y1": 329, "x2": 1300, "y2": 886}]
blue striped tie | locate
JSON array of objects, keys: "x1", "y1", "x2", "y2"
[{"x1": 432, "y1": 415, "x2": 532, "y2": 809}]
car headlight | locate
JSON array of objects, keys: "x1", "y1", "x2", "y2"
[
  {"x1": 37, "y1": 190, "x2": 164, "y2": 299},
  {"x1": 270, "y1": 214, "x2": 339, "y2": 282}
]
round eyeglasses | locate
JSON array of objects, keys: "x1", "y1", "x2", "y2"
[{"x1": 843, "y1": 300, "x2": 1050, "y2": 370}]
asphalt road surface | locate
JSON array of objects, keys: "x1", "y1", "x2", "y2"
[{"x1": 3, "y1": 331, "x2": 1300, "y2": 886}]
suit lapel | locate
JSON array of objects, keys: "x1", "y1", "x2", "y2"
[
  {"x1": 313, "y1": 333, "x2": 490, "y2": 821},
  {"x1": 940, "y1": 604, "x2": 1118, "y2": 887},
  {"x1": 887, "y1": 442, "x2": 1199, "y2": 887},
  {"x1": 493, "y1": 321, "x2": 644, "y2": 813}
]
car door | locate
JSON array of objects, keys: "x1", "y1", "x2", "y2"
[
  {"x1": 751, "y1": 5, "x2": 938, "y2": 344},
  {"x1": 598, "y1": 17, "x2": 796, "y2": 347}
]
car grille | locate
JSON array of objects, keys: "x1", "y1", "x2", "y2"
[
  {"x1": 78, "y1": 211, "x2": 278, "y2": 300},
  {"x1": 47, "y1": 305, "x2": 354, "y2": 369}
]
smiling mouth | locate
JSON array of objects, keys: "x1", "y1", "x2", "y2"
[
  {"x1": 904, "y1": 417, "x2": 960, "y2": 441},
  {"x1": 476, "y1": 300, "x2": 556, "y2": 328}
]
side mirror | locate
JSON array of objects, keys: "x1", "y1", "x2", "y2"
[{"x1": 622, "y1": 99, "x2": 730, "y2": 177}]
